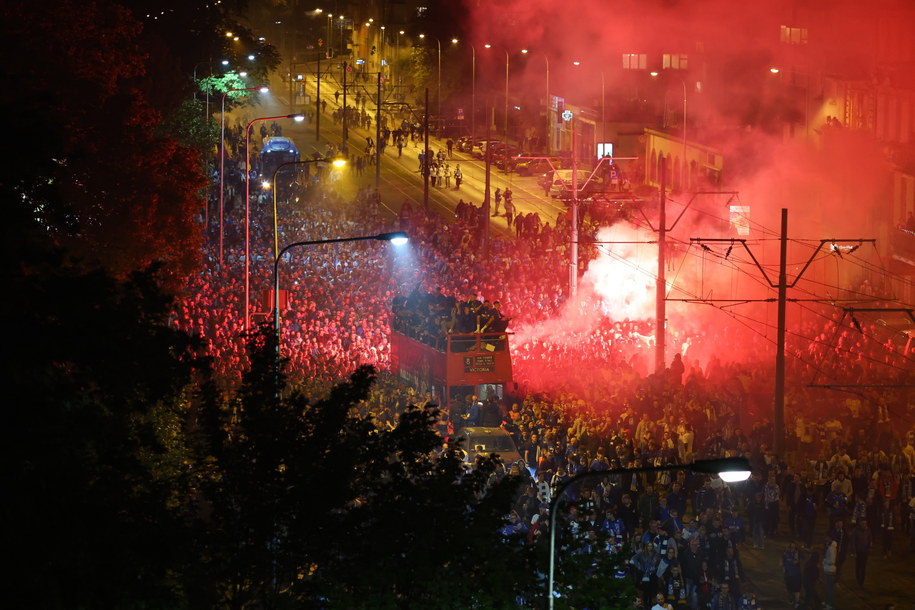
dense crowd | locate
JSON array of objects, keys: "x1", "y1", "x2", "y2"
[{"x1": 177, "y1": 116, "x2": 915, "y2": 607}]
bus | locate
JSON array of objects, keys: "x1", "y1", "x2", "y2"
[{"x1": 260, "y1": 136, "x2": 300, "y2": 179}]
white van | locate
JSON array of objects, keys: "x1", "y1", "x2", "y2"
[{"x1": 544, "y1": 169, "x2": 595, "y2": 198}]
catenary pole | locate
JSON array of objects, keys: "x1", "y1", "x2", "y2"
[{"x1": 656, "y1": 161, "x2": 667, "y2": 374}]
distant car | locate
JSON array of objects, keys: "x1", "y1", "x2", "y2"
[
  {"x1": 472, "y1": 139, "x2": 504, "y2": 160},
  {"x1": 514, "y1": 157, "x2": 557, "y2": 177},
  {"x1": 493, "y1": 146, "x2": 524, "y2": 171},
  {"x1": 544, "y1": 169, "x2": 599, "y2": 199},
  {"x1": 456, "y1": 136, "x2": 479, "y2": 153}
]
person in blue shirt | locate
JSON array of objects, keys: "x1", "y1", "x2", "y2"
[{"x1": 781, "y1": 541, "x2": 802, "y2": 607}]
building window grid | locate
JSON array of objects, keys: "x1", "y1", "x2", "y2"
[
  {"x1": 779, "y1": 25, "x2": 808, "y2": 45},
  {"x1": 662, "y1": 54, "x2": 688, "y2": 70},
  {"x1": 622, "y1": 53, "x2": 647, "y2": 70}
]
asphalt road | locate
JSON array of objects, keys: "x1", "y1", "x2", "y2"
[{"x1": 249, "y1": 71, "x2": 569, "y2": 233}]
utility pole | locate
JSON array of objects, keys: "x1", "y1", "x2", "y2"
[
  {"x1": 423, "y1": 88, "x2": 430, "y2": 210},
  {"x1": 375, "y1": 71, "x2": 382, "y2": 190},
  {"x1": 570, "y1": 120, "x2": 579, "y2": 297},
  {"x1": 315, "y1": 53, "x2": 321, "y2": 141},
  {"x1": 774, "y1": 208, "x2": 788, "y2": 456},
  {"x1": 482, "y1": 118, "x2": 492, "y2": 257},
  {"x1": 690, "y1": 209, "x2": 873, "y2": 456},
  {"x1": 656, "y1": 162, "x2": 667, "y2": 374},
  {"x1": 342, "y1": 61, "x2": 348, "y2": 146}
]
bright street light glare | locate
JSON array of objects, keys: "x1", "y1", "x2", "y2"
[
  {"x1": 293, "y1": 114, "x2": 305, "y2": 122},
  {"x1": 261, "y1": 181, "x2": 271, "y2": 189},
  {"x1": 719, "y1": 470, "x2": 752, "y2": 483},
  {"x1": 331, "y1": 159, "x2": 347, "y2": 168},
  {"x1": 239, "y1": 71, "x2": 248, "y2": 77},
  {"x1": 375, "y1": 231, "x2": 409, "y2": 245},
  {"x1": 248, "y1": 54, "x2": 255, "y2": 61}
]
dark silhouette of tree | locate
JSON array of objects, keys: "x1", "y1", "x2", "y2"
[
  {"x1": 0, "y1": 0, "x2": 206, "y2": 288},
  {"x1": 1, "y1": 202, "x2": 206, "y2": 609},
  {"x1": 189, "y1": 329, "x2": 541, "y2": 609}
]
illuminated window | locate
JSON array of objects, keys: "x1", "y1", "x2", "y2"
[
  {"x1": 730, "y1": 205, "x2": 750, "y2": 236},
  {"x1": 622, "y1": 53, "x2": 647, "y2": 70},
  {"x1": 662, "y1": 54, "x2": 688, "y2": 70},
  {"x1": 416, "y1": 6, "x2": 427, "y2": 16},
  {"x1": 780, "y1": 26, "x2": 808, "y2": 44}
]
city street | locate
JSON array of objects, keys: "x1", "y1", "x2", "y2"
[
  {"x1": 243, "y1": 68, "x2": 572, "y2": 234},
  {"x1": 232, "y1": 71, "x2": 915, "y2": 610}
]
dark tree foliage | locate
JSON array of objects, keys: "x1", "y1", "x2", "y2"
[
  {"x1": 189, "y1": 330, "x2": 540, "y2": 610},
  {"x1": 1, "y1": 203, "x2": 205, "y2": 609},
  {"x1": 0, "y1": 0, "x2": 206, "y2": 288}
]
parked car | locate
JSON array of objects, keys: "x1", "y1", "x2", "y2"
[
  {"x1": 471, "y1": 139, "x2": 503, "y2": 160},
  {"x1": 543, "y1": 169, "x2": 600, "y2": 199},
  {"x1": 514, "y1": 157, "x2": 557, "y2": 177},
  {"x1": 493, "y1": 146, "x2": 524, "y2": 171},
  {"x1": 456, "y1": 136, "x2": 480, "y2": 153}
]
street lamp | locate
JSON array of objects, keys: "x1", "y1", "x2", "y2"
[
  {"x1": 521, "y1": 49, "x2": 550, "y2": 153},
  {"x1": 452, "y1": 40, "x2": 477, "y2": 144},
  {"x1": 572, "y1": 60, "x2": 605, "y2": 149},
  {"x1": 270, "y1": 158, "x2": 347, "y2": 260},
  {"x1": 273, "y1": 231, "x2": 409, "y2": 364},
  {"x1": 419, "y1": 34, "x2": 458, "y2": 135},
  {"x1": 483, "y1": 44, "x2": 509, "y2": 140},
  {"x1": 220, "y1": 85, "x2": 269, "y2": 265},
  {"x1": 396, "y1": 30, "x2": 405, "y2": 86},
  {"x1": 650, "y1": 70, "x2": 688, "y2": 187},
  {"x1": 244, "y1": 113, "x2": 305, "y2": 330},
  {"x1": 547, "y1": 457, "x2": 751, "y2": 609}
]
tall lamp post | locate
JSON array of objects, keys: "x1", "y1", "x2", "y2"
[
  {"x1": 453, "y1": 40, "x2": 477, "y2": 144},
  {"x1": 419, "y1": 34, "x2": 458, "y2": 134},
  {"x1": 650, "y1": 70, "x2": 688, "y2": 187},
  {"x1": 572, "y1": 60, "x2": 605, "y2": 149},
  {"x1": 269, "y1": 158, "x2": 347, "y2": 260},
  {"x1": 220, "y1": 85, "x2": 269, "y2": 266},
  {"x1": 547, "y1": 457, "x2": 751, "y2": 609},
  {"x1": 521, "y1": 49, "x2": 550, "y2": 153},
  {"x1": 483, "y1": 44, "x2": 510, "y2": 140},
  {"x1": 273, "y1": 232, "x2": 409, "y2": 365},
  {"x1": 244, "y1": 113, "x2": 305, "y2": 330}
]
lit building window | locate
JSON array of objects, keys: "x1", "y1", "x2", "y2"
[
  {"x1": 416, "y1": 6, "x2": 427, "y2": 16},
  {"x1": 622, "y1": 53, "x2": 647, "y2": 70},
  {"x1": 780, "y1": 25, "x2": 808, "y2": 44},
  {"x1": 662, "y1": 54, "x2": 688, "y2": 70}
]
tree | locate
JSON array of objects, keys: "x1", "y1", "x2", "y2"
[
  {"x1": 1, "y1": 202, "x2": 205, "y2": 609},
  {"x1": 190, "y1": 330, "x2": 540, "y2": 609},
  {"x1": 0, "y1": 0, "x2": 206, "y2": 289}
]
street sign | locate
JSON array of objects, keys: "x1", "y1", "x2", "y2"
[{"x1": 561, "y1": 109, "x2": 573, "y2": 122}]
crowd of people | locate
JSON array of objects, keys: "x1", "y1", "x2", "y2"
[
  {"x1": 469, "y1": 385, "x2": 915, "y2": 609},
  {"x1": 179, "y1": 99, "x2": 915, "y2": 606}
]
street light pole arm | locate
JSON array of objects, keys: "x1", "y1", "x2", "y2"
[{"x1": 271, "y1": 158, "x2": 344, "y2": 259}]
